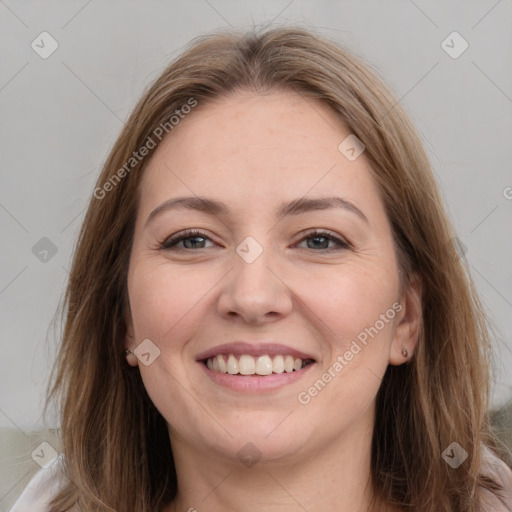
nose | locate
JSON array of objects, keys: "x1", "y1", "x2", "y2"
[{"x1": 216, "y1": 242, "x2": 293, "y2": 325}]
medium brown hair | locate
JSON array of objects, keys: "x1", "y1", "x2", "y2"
[{"x1": 46, "y1": 25, "x2": 504, "y2": 511}]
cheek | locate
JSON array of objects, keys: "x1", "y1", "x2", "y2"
[
  {"x1": 297, "y1": 270, "x2": 398, "y2": 417},
  {"x1": 127, "y1": 264, "x2": 211, "y2": 423},
  {"x1": 128, "y1": 262, "x2": 212, "y2": 342},
  {"x1": 301, "y1": 263, "x2": 399, "y2": 342}
]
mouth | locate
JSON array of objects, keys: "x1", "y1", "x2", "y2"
[
  {"x1": 202, "y1": 353, "x2": 316, "y2": 376},
  {"x1": 195, "y1": 342, "x2": 317, "y2": 391}
]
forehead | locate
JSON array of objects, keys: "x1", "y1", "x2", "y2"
[{"x1": 139, "y1": 89, "x2": 382, "y2": 217}]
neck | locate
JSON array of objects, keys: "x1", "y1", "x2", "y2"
[{"x1": 164, "y1": 417, "x2": 393, "y2": 512}]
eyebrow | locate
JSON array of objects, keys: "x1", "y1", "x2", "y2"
[{"x1": 145, "y1": 195, "x2": 369, "y2": 227}]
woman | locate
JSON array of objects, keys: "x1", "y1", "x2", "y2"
[{"x1": 10, "y1": 26, "x2": 512, "y2": 512}]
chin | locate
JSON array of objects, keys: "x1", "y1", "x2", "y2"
[{"x1": 205, "y1": 415, "x2": 313, "y2": 466}]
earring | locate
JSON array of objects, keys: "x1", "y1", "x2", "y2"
[
  {"x1": 401, "y1": 346, "x2": 409, "y2": 358},
  {"x1": 125, "y1": 349, "x2": 131, "y2": 355}
]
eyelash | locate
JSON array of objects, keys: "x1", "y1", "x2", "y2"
[{"x1": 159, "y1": 228, "x2": 351, "y2": 252}]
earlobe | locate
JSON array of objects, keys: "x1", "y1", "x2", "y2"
[
  {"x1": 389, "y1": 273, "x2": 422, "y2": 366},
  {"x1": 124, "y1": 348, "x2": 139, "y2": 367}
]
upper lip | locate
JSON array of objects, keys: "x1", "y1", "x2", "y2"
[{"x1": 195, "y1": 342, "x2": 317, "y2": 362}]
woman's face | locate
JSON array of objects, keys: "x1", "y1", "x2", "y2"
[{"x1": 126, "y1": 90, "x2": 417, "y2": 466}]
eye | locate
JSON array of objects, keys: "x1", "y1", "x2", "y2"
[
  {"x1": 295, "y1": 229, "x2": 351, "y2": 252},
  {"x1": 159, "y1": 228, "x2": 351, "y2": 252},
  {"x1": 160, "y1": 229, "x2": 215, "y2": 250}
]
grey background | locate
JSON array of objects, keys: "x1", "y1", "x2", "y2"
[{"x1": 1, "y1": 0, "x2": 511, "y2": 435}]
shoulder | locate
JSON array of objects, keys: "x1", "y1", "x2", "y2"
[
  {"x1": 9, "y1": 453, "x2": 67, "y2": 512},
  {"x1": 479, "y1": 446, "x2": 512, "y2": 512}
]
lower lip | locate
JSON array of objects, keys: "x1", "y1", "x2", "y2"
[{"x1": 199, "y1": 362, "x2": 315, "y2": 392}]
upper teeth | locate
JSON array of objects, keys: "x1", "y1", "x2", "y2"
[{"x1": 205, "y1": 354, "x2": 310, "y2": 375}]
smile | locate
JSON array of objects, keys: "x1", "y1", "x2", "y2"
[{"x1": 204, "y1": 354, "x2": 315, "y2": 376}]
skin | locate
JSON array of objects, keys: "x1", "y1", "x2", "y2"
[{"x1": 124, "y1": 90, "x2": 421, "y2": 512}]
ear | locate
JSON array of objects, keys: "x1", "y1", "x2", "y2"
[
  {"x1": 124, "y1": 310, "x2": 139, "y2": 367},
  {"x1": 389, "y1": 273, "x2": 422, "y2": 365}
]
